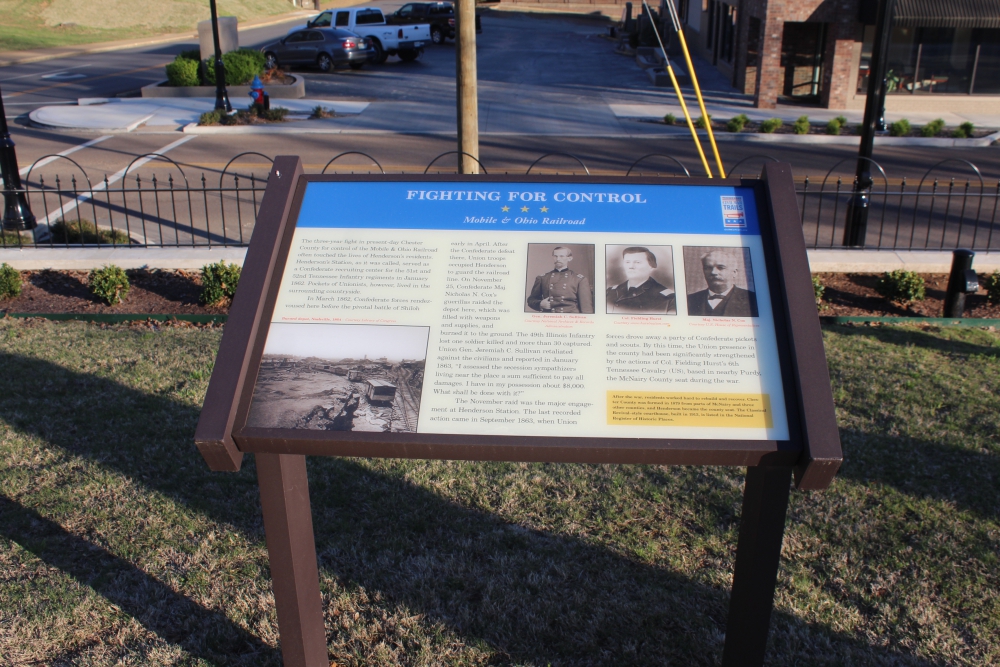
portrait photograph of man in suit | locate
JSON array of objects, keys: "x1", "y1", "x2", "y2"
[
  {"x1": 683, "y1": 247, "x2": 759, "y2": 317},
  {"x1": 524, "y1": 243, "x2": 596, "y2": 314},
  {"x1": 605, "y1": 245, "x2": 677, "y2": 315}
]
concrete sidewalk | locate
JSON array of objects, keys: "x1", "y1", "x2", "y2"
[
  {"x1": 1, "y1": 246, "x2": 997, "y2": 273},
  {"x1": 29, "y1": 97, "x2": 370, "y2": 132}
]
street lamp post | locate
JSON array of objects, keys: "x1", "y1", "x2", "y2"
[
  {"x1": 0, "y1": 83, "x2": 36, "y2": 231},
  {"x1": 843, "y1": 0, "x2": 895, "y2": 247},
  {"x1": 209, "y1": 0, "x2": 233, "y2": 113}
]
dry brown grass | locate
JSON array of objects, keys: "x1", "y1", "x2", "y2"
[{"x1": 0, "y1": 319, "x2": 998, "y2": 665}]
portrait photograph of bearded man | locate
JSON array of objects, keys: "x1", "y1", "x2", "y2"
[
  {"x1": 682, "y1": 246, "x2": 759, "y2": 318},
  {"x1": 605, "y1": 245, "x2": 677, "y2": 315}
]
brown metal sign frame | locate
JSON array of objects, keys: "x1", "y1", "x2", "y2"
[{"x1": 195, "y1": 157, "x2": 841, "y2": 667}]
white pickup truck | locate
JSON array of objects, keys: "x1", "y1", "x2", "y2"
[{"x1": 293, "y1": 7, "x2": 430, "y2": 63}]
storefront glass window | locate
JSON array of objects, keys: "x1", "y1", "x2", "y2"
[{"x1": 858, "y1": 26, "x2": 1000, "y2": 94}]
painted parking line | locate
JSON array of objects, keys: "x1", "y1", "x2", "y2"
[
  {"x1": 19, "y1": 135, "x2": 113, "y2": 176},
  {"x1": 38, "y1": 135, "x2": 198, "y2": 229},
  {"x1": 5, "y1": 62, "x2": 168, "y2": 99},
  {"x1": 0, "y1": 64, "x2": 91, "y2": 83}
]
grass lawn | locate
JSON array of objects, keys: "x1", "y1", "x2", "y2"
[
  {"x1": 0, "y1": 0, "x2": 292, "y2": 52},
  {"x1": 0, "y1": 318, "x2": 997, "y2": 665}
]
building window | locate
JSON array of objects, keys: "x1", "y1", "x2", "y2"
[
  {"x1": 719, "y1": 3, "x2": 737, "y2": 64},
  {"x1": 708, "y1": 1, "x2": 736, "y2": 64},
  {"x1": 858, "y1": 26, "x2": 1000, "y2": 94},
  {"x1": 780, "y1": 22, "x2": 826, "y2": 100}
]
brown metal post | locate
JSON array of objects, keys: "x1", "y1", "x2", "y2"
[
  {"x1": 256, "y1": 452, "x2": 328, "y2": 667},
  {"x1": 455, "y1": 0, "x2": 479, "y2": 174},
  {"x1": 721, "y1": 465, "x2": 792, "y2": 667}
]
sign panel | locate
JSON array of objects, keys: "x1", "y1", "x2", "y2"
[{"x1": 242, "y1": 180, "x2": 790, "y2": 444}]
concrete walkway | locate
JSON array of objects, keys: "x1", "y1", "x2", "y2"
[
  {"x1": 1, "y1": 247, "x2": 996, "y2": 273},
  {"x1": 29, "y1": 97, "x2": 370, "y2": 132}
]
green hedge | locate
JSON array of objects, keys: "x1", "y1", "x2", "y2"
[
  {"x1": 201, "y1": 48, "x2": 266, "y2": 86},
  {"x1": 166, "y1": 57, "x2": 200, "y2": 87}
]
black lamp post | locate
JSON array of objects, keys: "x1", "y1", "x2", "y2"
[
  {"x1": 843, "y1": 0, "x2": 895, "y2": 247},
  {"x1": 209, "y1": 0, "x2": 233, "y2": 113},
  {"x1": 0, "y1": 83, "x2": 36, "y2": 231}
]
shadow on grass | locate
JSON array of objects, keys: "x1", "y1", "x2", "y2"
[
  {"x1": 825, "y1": 322, "x2": 1000, "y2": 358},
  {"x1": 0, "y1": 351, "x2": 948, "y2": 666},
  {"x1": 0, "y1": 494, "x2": 280, "y2": 665}
]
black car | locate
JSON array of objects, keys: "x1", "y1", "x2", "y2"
[
  {"x1": 389, "y1": 2, "x2": 481, "y2": 45},
  {"x1": 260, "y1": 27, "x2": 376, "y2": 72}
]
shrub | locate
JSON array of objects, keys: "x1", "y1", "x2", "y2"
[
  {"x1": 792, "y1": 115, "x2": 810, "y2": 134},
  {"x1": 202, "y1": 48, "x2": 266, "y2": 86},
  {"x1": 200, "y1": 260, "x2": 242, "y2": 305},
  {"x1": 920, "y1": 118, "x2": 945, "y2": 137},
  {"x1": 311, "y1": 105, "x2": 335, "y2": 119},
  {"x1": 876, "y1": 270, "x2": 925, "y2": 305},
  {"x1": 726, "y1": 114, "x2": 749, "y2": 133},
  {"x1": 812, "y1": 275, "x2": 825, "y2": 305},
  {"x1": 199, "y1": 109, "x2": 223, "y2": 126},
  {"x1": 759, "y1": 118, "x2": 782, "y2": 133},
  {"x1": 663, "y1": 113, "x2": 676, "y2": 125},
  {"x1": 178, "y1": 48, "x2": 202, "y2": 61},
  {"x1": 834, "y1": 115, "x2": 848, "y2": 127},
  {"x1": 258, "y1": 106, "x2": 288, "y2": 122},
  {"x1": 0, "y1": 263, "x2": 22, "y2": 299},
  {"x1": 889, "y1": 118, "x2": 911, "y2": 137},
  {"x1": 50, "y1": 219, "x2": 130, "y2": 245},
  {"x1": 88, "y1": 265, "x2": 130, "y2": 306},
  {"x1": 165, "y1": 56, "x2": 200, "y2": 87},
  {"x1": 985, "y1": 270, "x2": 1000, "y2": 304},
  {"x1": 694, "y1": 114, "x2": 712, "y2": 129},
  {"x1": 200, "y1": 106, "x2": 288, "y2": 126},
  {"x1": 825, "y1": 118, "x2": 842, "y2": 135},
  {"x1": 952, "y1": 121, "x2": 975, "y2": 138}
]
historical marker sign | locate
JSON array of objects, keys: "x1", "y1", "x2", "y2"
[{"x1": 195, "y1": 159, "x2": 842, "y2": 667}]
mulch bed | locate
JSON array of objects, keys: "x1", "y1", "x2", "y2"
[
  {"x1": 1, "y1": 270, "x2": 227, "y2": 315},
  {"x1": 640, "y1": 118, "x2": 995, "y2": 138},
  {"x1": 815, "y1": 273, "x2": 1000, "y2": 318},
  {"x1": 1, "y1": 270, "x2": 997, "y2": 320}
]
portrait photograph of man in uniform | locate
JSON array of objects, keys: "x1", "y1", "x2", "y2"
[
  {"x1": 605, "y1": 245, "x2": 677, "y2": 315},
  {"x1": 524, "y1": 244, "x2": 596, "y2": 314},
  {"x1": 683, "y1": 246, "x2": 759, "y2": 317}
]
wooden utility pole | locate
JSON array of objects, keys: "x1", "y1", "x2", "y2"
[{"x1": 455, "y1": 0, "x2": 479, "y2": 174}]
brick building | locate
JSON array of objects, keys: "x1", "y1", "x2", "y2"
[{"x1": 678, "y1": 0, "x2": 1000, "y2": 112}]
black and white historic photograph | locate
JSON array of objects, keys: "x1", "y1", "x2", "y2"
[
  {"x1": 524, "y1": 243, "x2": 596, "y2": 314},
  {"x1": 246, "y1": 323, "x2": 429, "y2": 432},
  {"x1": 682, "y1": 246, "x2": 759, "y2": 317},
  {"x1": 605, "y1": 245, "x2": 677, "y2": 314}
]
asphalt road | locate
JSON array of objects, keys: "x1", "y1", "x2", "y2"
[{"x1": 1, "y1": 8, "x2": 997, "y2": 184}]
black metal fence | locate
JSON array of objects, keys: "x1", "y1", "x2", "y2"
[{"x1": 3, "y1": 151, "x2": 998, "y2": 251}]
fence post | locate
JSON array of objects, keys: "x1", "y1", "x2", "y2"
[{"x1": 943, "y1": 249, "x2": 978, "y2": 317}]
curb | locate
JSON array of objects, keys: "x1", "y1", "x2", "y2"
[
  {"x1": 0, "y1": 247, "x2": 248, "y2": 271},
  {"x1": 633, "y1": 126, "x2": 1000, "y2": 147},
  {"x1": 2, "y1": 313, "x2": 227, "y2": 324},
  {"x1": 3, "y1": 313, "x2": 998, "y2": 328},
  {"x1": 807, "y1": 250, "x2": 1000, "y2": 274},
  {"x1": 140, "y1": 74, "x2": 306, "y2": 99},
  {"x1": 1, "y1": 247, "x2": 997, "y2": 273},
  {"x1": 820, "y1": 316, "x2": 1000, "y2": 327}
]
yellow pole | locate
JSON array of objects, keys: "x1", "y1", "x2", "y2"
[
  {"x1": 642, "y1": 0, "x2": 712, "y2": 177},
  {"x1": 664, "y1": 0, "x2": 726, "y2": 177},
  {"x1": 667, "y1": 65, "x2": 712, "y2": 178}
]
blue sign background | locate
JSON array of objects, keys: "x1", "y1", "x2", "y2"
[{"x1": 298, "y1": 181, "x2": 760, "y2": 235}]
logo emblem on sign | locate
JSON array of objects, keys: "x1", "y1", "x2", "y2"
[{"x1": 720, "y1": 196, "x2": 746, "y2": 229}]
